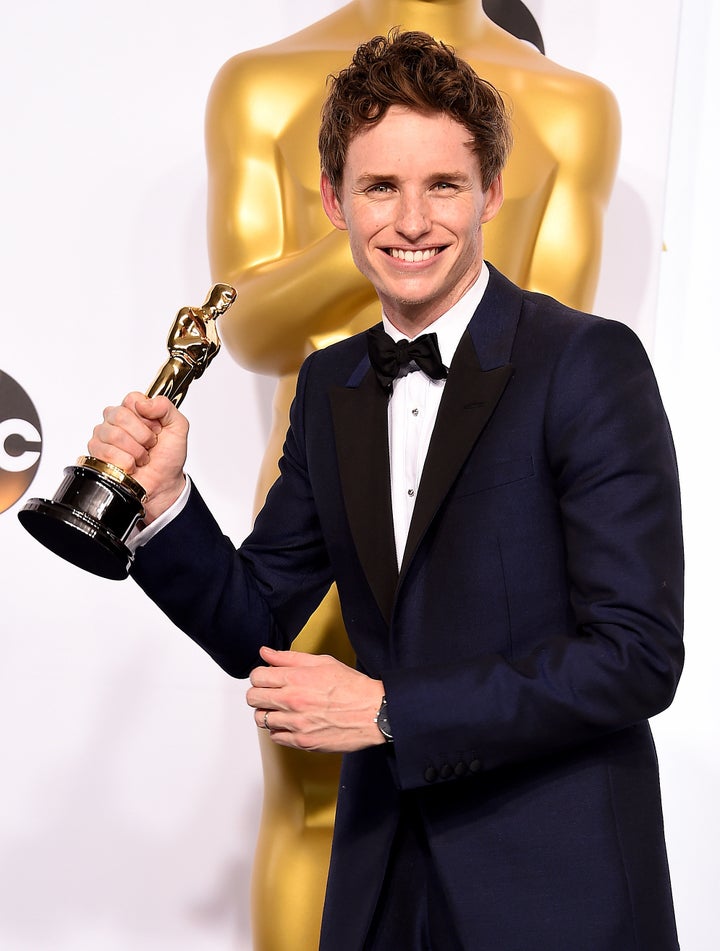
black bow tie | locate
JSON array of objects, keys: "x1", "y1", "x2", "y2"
[{"x1": 366, "y1": 324, "x2": 448, "y2": 390}]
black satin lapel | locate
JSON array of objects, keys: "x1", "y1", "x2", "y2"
[
  {"x1": 400, "y1": 333, "x2": 514, "y2": 577},
  {"x1": 330, "y1": 371, "x2": 398, "y2": 625}
]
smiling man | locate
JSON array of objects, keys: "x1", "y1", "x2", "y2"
[
  {"x1": 320, "y1": 107, "x2": 504, "y2": 332},
  {"x1": 89, "y1": 31, "x2": 683, "y2": 951}
]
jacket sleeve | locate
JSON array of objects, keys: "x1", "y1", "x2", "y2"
[
  {"x1": 384, "y1": 317, "x2": 684, "y2": 790},
  {"x1": 130, "y1": 352, "x2": 334, "y2": 678}
]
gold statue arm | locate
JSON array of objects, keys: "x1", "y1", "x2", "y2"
[
  {"x1": 521, "y1": 79, "x2": 620, "y2": 311},
  {"x1": 211, "y1": 230, "x2": 375, "y2": 374},
  {"x1": 206, "y1": 58, "x2": 377, "y2": 376}
]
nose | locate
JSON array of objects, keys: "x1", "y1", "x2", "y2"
[{"x1": 395, "y1": 191, "x2": 431, "y2": 240}]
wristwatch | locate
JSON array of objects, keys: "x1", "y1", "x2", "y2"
[{"x1": 374, "y1": 695, "x2": 393, "y2": 743}]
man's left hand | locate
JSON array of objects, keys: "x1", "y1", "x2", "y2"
[{"x1": 247, "y1": 647, "x2": 386, "y2": 752}]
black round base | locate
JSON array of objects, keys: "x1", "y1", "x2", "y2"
[
  {"x1": 19, "y1": 499, "x2": 134, "y2": 580},
  {"x1": 18, "y1": 464, "x2": 145, "y2": 580}
]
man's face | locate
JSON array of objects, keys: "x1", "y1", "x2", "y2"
[{"x1": 321, "y1": 106, "x2": 503, "y2": 333}]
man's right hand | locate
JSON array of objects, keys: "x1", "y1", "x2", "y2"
[{"x1": 87, "y1": 392, "x2": 189, "y2": 524}]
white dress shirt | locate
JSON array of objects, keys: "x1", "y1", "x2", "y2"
[
  {"x1": 131, "y1": 263, "x2": 490, "y2": 559},
  {"x1": 383, "y1": 263, "x2": 489, "y2": 568}
]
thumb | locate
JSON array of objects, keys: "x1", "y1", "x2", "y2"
[
  {"x1": 130, "y1": 394, "x2": 183, "y2": 429},
  {"x1": 260, "y1": 646, "x2": 325, "y2": 668},
  {"x1": 133, "y1": 393, "x2": 173, "y2": 419}
]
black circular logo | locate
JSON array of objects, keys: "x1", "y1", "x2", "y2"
[{"x1": 0, "y1": 371, "x2": 43, "y2": 515}]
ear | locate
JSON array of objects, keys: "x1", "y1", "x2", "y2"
[
  {"x1": 320, "y1": 172, "x2": 348, "y2": 231},
  {"x1": 480, "y1": 173, "x2": 504, "y2": 225}
]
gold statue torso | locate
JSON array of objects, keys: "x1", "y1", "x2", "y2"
[{"x1": 205, "y1": 4, "x2": 620, "y2": 948}]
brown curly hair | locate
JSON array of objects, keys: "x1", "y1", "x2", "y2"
[{"x1": 319, "y1": 29, "x2": 513, "y2": 192}]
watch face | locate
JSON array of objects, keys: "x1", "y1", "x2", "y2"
[{"x1": 376, "y1": 698, "x2": 393, "y2": 742}]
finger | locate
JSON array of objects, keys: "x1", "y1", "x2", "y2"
[
  {"x1": 255, "y1": 709, "x2": 293, "y2": 737},
  {"x1": 111, "y1": 401, "x2": 161, "y2": 446},
  {"x1": 88, "y1": 415, "x2": 155, "y2": 473},
  {"x1": 248, "y1": 666, "x2": 287, "y2": 690},
  {"x1": 255, "y1": 709, "x2": 275, "y2": 731},
  {"x1": 98, "y1": 406, "x2": 154, "y2": 448},
  {"x1": 246, "y1": 684, "x2": 291, "y2": 712}
]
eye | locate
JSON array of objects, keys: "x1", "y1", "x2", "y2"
[
  {"x1": 366, "y1": 182, "x2": 394, "y2": 194},
  {"x1": 432, "y1": 181, "x2": 457, "y2": 192}
]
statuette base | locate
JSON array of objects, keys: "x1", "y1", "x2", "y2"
[{"x1": 18, "y1": 462, "x2": 145, "y2": 580}]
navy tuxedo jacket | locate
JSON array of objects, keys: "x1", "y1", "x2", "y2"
[{"x1": 132, "y1": 265, "x2": 683, "y2": 950}]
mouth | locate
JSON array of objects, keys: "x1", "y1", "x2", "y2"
[{"x1": 385, "y1": 247, "x2": 444, "y2": 262}]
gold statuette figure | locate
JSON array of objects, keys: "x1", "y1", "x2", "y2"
[
  {"x1": 147, "y1": 282, "x2": 235, "y2": 405},
  {"x1": 19, "y1": 283, "x2": 236, "y2": 579}
]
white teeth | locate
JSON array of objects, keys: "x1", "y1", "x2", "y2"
[{"x1": 390, "y1": 248, "x2": 439, "y2": 262}]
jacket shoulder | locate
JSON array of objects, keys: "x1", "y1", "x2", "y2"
[{"x1": 300, "y1": 325, "x2": 376, "y2": 387}]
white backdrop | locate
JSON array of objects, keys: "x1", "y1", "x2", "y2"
[{"x1": 1, "y1": 2, "x2": 716, "y2": 949}]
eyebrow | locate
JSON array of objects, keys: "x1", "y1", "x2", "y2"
[
  {"x1": 353, "y1": 174, "x2": 397, "y2": 187},
  {"x1": 354, "y1": 171, "x2": 472, "y2": 187}
]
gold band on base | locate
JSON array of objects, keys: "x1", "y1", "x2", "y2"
[{"x1": 77, "y1": 456, "x2": 147, "y2": 504}]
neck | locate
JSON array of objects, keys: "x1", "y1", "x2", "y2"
[{"x1": 356, "y1": 0, "x2": 492, "y2": 41}]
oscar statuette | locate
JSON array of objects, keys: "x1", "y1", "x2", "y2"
[{"x1": 18, "y1": 283, "x2": 236, "y2": 580}]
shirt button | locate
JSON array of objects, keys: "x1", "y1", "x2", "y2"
[
  {"x1": 408, "y1": 489, "x2": 415, "y2": 497},
  {"x1": 411, "y1": 407, "x2": 419, "y2": 416}
]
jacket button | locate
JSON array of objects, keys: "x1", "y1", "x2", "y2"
[
  {"x1": 424, "y1": 766, "x2": 438, "y2": 783},
  {"x1": 469, "y1": 759, "x2": 481, "y2": 774},
  {"x1": 454, "y1": 762, "x2": 467, "y2": 777},
  {"x1": 439, "y1": 764, "x2": 453, "y2": 779}
]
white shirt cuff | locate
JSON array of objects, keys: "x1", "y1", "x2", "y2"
[{"x1": 127, "y1": 475, "x2": 192, "y2": 552}]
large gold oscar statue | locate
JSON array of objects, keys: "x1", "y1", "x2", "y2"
[{"x1": 205, "y1": 3, "x2": 620, "y2": 948}]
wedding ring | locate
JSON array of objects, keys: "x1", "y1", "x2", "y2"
[{"x1": 263, "y1": 711, "x2": 270, "y2": 731}]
